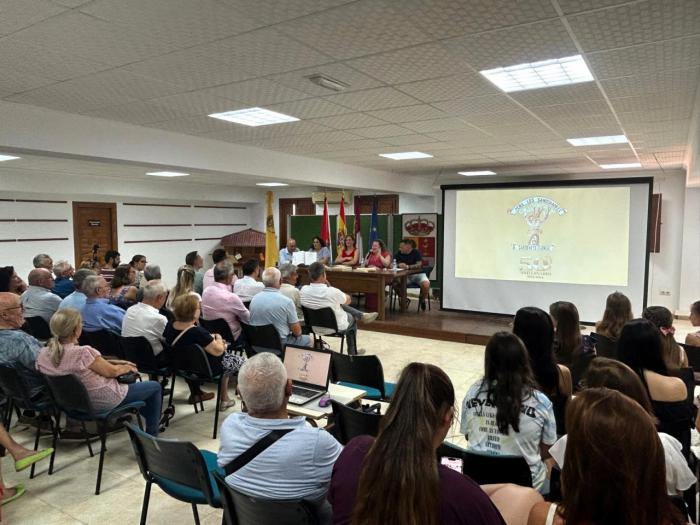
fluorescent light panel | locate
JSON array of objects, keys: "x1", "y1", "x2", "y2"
[
  {"x1": 0, "y1": 154, "x2": 20, "y2": 162},
  {"x1": 567, "y1": 135, "x2": 628, "y2": 146},
  {"x1": 209, "y1": 107, "x2": 299, "y2": 127},
  {"x1": 599, "y1": 163, "x2": 641, "y2": 169},
  {"x1": 458, "y1": 170, "x2": 496, "y2": 176},
  {"x1": 480, "y1": 54, "x2": 593, "y2": 92},
  {"x1": 146, "y1": 171, "x2": 189, "y2": 177},
  {"x1": 256, "y1": 182, "x2": 289, "y2": 187},
  {"x1": 379, "y1": 152, "x2": 433, "y2": 160}
]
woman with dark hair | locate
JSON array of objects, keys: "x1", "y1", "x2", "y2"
[
  {"x1": 108, "y1": 264, "x2": 137, "y2": 310},
  {"x1": 548, "y1": 302, "x2": 582, "y2": 367},
  {"x1": 0, "y1": 267, "x2": 26, "y2": 295},
  {"x1": 595, "y1": 291, "x2": 633, "y2": 340},
  {"x1": 686, "y1": 300, "x2": 700, "y2": 346},
  {"x1": 129, "y1": 254, "x2": 147, "y2": 289},
  {"x1": 365, "y1": 239, "x2": 391, "y2": 269},
  {"x1": 462, "y1": 332, "x2": 557, "y2": 492},
  {"x1": 309, "y1": 236, "x2": 331, "y2": 265},
  {"x1": 335, "y1": 235, "x2": 359, "y2": 266},
  {"x1": 528, "y1": 389, "x2": 685, "y2": 525},
  {"x1": 643, "y1": 306, "x2": 687, "y2": 369}
]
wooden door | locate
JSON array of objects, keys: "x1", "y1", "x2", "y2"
[
  {"x1": 72, "y1": 202, "x2": 118, "y2": 267},
  {"x1": 279, "y1": 197, "x2": 315, "y2": 248},
  {"x1": 354, "y1": 194, "x2": 398, "y2": 214}
]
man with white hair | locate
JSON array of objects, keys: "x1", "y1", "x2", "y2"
[
  {"x1": 122, "y1": 280, "x2": 169, "y2": 356},
  {"x1": 81, "y1": 274, "x2": 125, "y2": 334},
  {"x1": 249, "y1": 267, "x2": 311, "y2": 347},
  {"x1": 21, "y1": 268, "x2": 61, "y2": 323},
  {"x1": 59, "y1": 269, "x2": 95, "y2": 312},
  {"x1": 51, "y1": 260, "x2": 75, "y2": 299},
  {"x1": 32, "y1": 253, "x2": 53, "y2": 270},
  {"x1": 217, "y1": 352, "x2": 341, "y2": 516}
]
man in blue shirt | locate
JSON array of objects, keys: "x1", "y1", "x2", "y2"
[
  {"x1": 249, "y1": 267, "x2": 311, "y2": 347},
  {"x1": 58, "y1": 269, "x2": 95, "y2": 312},
  {"x1": 278, "y1": 238, "x2": 298, "y2": 265},
  {"x1": 80, "y1": 275, "x2": 125, "y2": 334},
  {"x1": 51, "y1": 260, "x2": 75, "y2": 299}
]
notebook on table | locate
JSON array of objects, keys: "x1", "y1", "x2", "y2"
[{"x1": 283, "y1": 345, "x2": 332, "y2": 405}]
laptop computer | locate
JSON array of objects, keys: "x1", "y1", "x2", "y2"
[{"x1": 283, "y1": 345, "x2": 332, "y2": 406}]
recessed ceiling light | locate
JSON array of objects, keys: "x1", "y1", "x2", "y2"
[
  {"x1": 458, "y1": 170, "x2": 496, "y2": 176},
  {"x1": 379, "y1": 152, "x2": 434, "y2": 160},
  {"x1": 0, "y1": 154, "x2": 20, "y2": 162},
  {"x1": 146, "y1": 171, "x2": 190, "y2": 177},
  {"x1": 480, "y1": 54, "x2": 594, "y2": 93},
  {"x1": 209, "y1": 107, "x2": 299, "y2": 127},
  {"x1": 599, "y1": 163, "x2": 642, "y2": 169},
  {"x1": 567, "y1": 135, "x2": 628, "y2": 146},
  {"x1": 256, "y1": 182, "x2": 289, "y2": 187}
]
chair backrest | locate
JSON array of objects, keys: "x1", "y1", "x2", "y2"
[
  {"x1": 591, "y1": 332, "x2": 617, "y2": 359},
  {"x1": 82, "y1": 329, "x2": 124, "y2": 359},
  {"x1": 330, "y1": 400, "x2": 383, "y2": 445},
  {"x1": 0, "y1": 365, "x2": 46, "y2": 411},
  {"x1": 330, "y1": 353, "x2": 386, "y2": 398},
  {"x1": 125, "y1": 423, "x2": 217, "y2": 505},
  {"x1": 171, "y1": 344, "x2": 215, "y2": 380},
  {"x1": 680, "y1": 343, "x2": 700, "y2": 372},
  {"x1": 43, "y1": 373, "x2": 96, "y2": 417},
  {"x1": 213, "y1": 471, "x2": 238, "y2": 525},
  {"x1": 200, "y1": 318, "x2": 236, "y2": 346},
  {"x1": 301, "y1": 306, "x2": 339, "y2": 336},
  {"x1": 462, "y1": 450, "x2": 533, "y2": 487},
  {"x1": 120, "y1": 336, "x2": 162, "y2": 373},
  {"x1": 240, "y1": 322, "x2": 284, "y2": 358},
  {"x1": 22, "y1": 316, "x2": 51, "y2": 340}
]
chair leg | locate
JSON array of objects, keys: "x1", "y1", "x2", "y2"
[
  {"x1": 168, "y1": 374, "x2": 176, "y2": 408},
  {"x1": 95, "y1": 423, "x2": 108, "y2": 495},
  {"x1": 191, "y1": 503, "x2": 200, "y2": 525},
  {"x1": 339, "y1": 335, "x2": 345, "y2": 355},
  {"x1": 48, "y1": 411, "x2": 59, "y2": 475},
  {"x1": 29, "y1": 416, "x2": 42, "y2": 479},
  {"x1": 213, "y1": 379, "x2": 222, "y2": 439},
  {"x1": 140, "y1": 480, "x2": 152, "y2": 525},
  {"x1": 81, "y1": 421, "x2": 94, "y2": 457}
]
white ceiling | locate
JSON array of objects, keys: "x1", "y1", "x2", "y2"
[{"x1": 1, "y1": 0, "x2": 698, "y2": 181}]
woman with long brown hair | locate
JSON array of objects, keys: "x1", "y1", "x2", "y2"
[
  {"x1": 643, "y1": 306, "x2": 687, "y2": 369},
  {"x1": 549, "y1": 301, "x2": 582, "y2": 367},
  {"x1": 595, "y1": 291, "x2": 633, "y2": 340},
  {"x1": 528, "y1": 388, "x2": 685, "y2": 525}
]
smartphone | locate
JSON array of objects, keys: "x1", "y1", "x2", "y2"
[{"x1": 440, "y1": 456, "x2": 463, "y2": 473}]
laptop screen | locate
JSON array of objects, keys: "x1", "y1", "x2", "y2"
[{"x1": 283, "y1": 346, "x2": 331, "y2": 389}]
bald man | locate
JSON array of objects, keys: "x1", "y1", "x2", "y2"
[{"x1": 21, "y1": 268, "x2": 61, "y2": 323}]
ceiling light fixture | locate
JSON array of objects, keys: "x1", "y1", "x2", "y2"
[
  {"x1": 0, "y1": 154, "x2": 20, "y2": 162},
  {"x1": 146, "y1": 171, "x2": 190, "y2": 177},
  {"x1": 209, "y1": 107, "x2": 299, "y2": 127},
  {"x1": 307, "y1": 74, "x2": 350, "y2": 92},
  {"x1": 379, "y1": 152, "x2": 433, "y2": 160},
  {"x1": 480, "y1": 54, "x2": 593, "y2": 92},
  {"x1": 567, "y1": 135, "x2": 628, "y2": 146},
  {"x1": 458, "y1": 170, "x2": 496, "y2": 176},
  {"x1": 599, "y1": 163, "x2": 642, "y2": 169},
  {"x1": 256, "y1": 182, "x2": 289, "y2": 187}
]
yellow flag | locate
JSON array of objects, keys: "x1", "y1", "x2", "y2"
[{"x1": 265, "y1": 191, "x2": 279, "y2": 267}]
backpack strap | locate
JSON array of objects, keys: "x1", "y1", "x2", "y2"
[{"x1": 224, "y1": 428, "x2": 294, "y2": 476}]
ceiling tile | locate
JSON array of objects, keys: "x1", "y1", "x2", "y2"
[
  {"x1": 510, "y1": 83, "x2": 605, "y2": 107},
  {"x1": 307, "y1": 113, "x2": 390, "y2": 130},
  {"x1": 79, "y1": 101, "x2": 193, "y2": 125},
  {"x1": 202, "y1": 78, "x2": 310, "y2": 106},
  {"x1": 433, "y1": 94, "x2": 522, "y2": 116},
  {"x1": 147, "y1": 92, "x2": 241, "y2": 117},
  {"x1": 379, "y1": 134, "x2": 439, "y2": 146},
  {"x1": 348, "y1": 125, "x2": 415, "y2": 139},
  {"x1": 401, "y1": 118, "x2": 473, "y2": 134},
  {"x1": 0, "y1": 0, "x2": 66, "y2": 37},
  {"x1": 200, "y1": 120, "x2": 333, "y2": 142},
  {"x1": 600, "y1": 66, "x2": 700, "y2": 99},
  {"x1": 368, "y1": 104, "x2": 449, "y2": 123},
  {"x1": 395, "y1": 72, "x2": 499, "y2": 103},
  {"x1": 323, "y1": 87, "x2": 419, "y2": 111},
  {"x1": 0, "y1": 70, "x2": 56, "y2": 97},
  {"x1": 266, "y1": 98, "x2": 352, "y2": 119},
  {"x1": 147, "y1": 115, "x2": 238, "y2": 135},
  {"x1": 269, "y1": 64, "x2": 385, "y2": 96},
  {"x1": 219, "y1": 0, "x2": 354, "y2": 25},
  {"x1": 556, "y1": 0, "x2": 633, "y2": 15}
]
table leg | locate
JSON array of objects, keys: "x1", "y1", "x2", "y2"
[
  {"x1": 399, "y1": 275, "x2": 408, "y2": 313},
  {"x1": 377, "y1": 276, "x2": 386, "y2": 320}
]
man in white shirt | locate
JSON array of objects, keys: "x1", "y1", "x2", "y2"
[
  {"x1": 122, "y1": 280, "x2": 168, "y2": 357},
  {"x1": 233, "y1": 259, "x2": 264, "y2": 302},
  {"x1": 278, "y1": 238, "x2": 298, "y2": 265},
  {"x1": 202, "y1": 248, "x2": 235, "y2": 292},
  {"x1": 21, "y1": 268, "x2": 61, "y2": 323}
]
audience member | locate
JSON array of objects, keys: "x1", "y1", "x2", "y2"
[
  {"x1": 100, "y1": 250, "x2": 120, "y2": 283},
  {"x1": 548, "y1": 301, "x2": 582, "y2": 367},
  {"x1": 0, "y1": 266, "x2": 26, "y2": 295},
  {"x1": 202, "y1": 261, "x2": 249, "y2": 343},
  {"x1": 81, "y1": 275, "x2": 125, "y2": 334},
  {"x1": 122, "y1": 280, "x2": 168, "y2": 357},
  {"x1": 249, "y1": 267, "x2": 311, "y2": 347},
  {"x1": 129, "y1": 255, "x2": 147, "y2": 289},
  {"x1": 687, "y1": 300, "x2": 700, "y2": 346},
  {"x1": 643, "y1": 305, "x2": 687, "y2": 369},
  {"x1": 547, "y1": 358, "x2": 695, "y2": 497},
  {"x1": 330, "y1": 362, "x2": 514, "y2": 525},
  {"x1": 164, "y1": 294, "x2": 240, "y2": 410},
  {"x1": 279, "y1": 263, "x2": 303, "y2": 320},
  {"x1": 527, "y1": 389, "x2": 685, "y2": 525},
  {"x1": 108, "y1": 264, "x2": 137, "y2": 310},
  {"x1": 462, "y1": 332, "x2": 556, "y2": 492},
  {"x1": 334, "y1": 235, "x2": 358, "y2": 266},
  {"x1": 234, "y1": 259, "x2": 264, "y2": 302},
  {"x1": 58, "y1": 269, "x2": 95, "y2": 312},
  {"x1": 21, "y1": 268, "x2": 61, "y2": 323},
  {"x1": 279, "y1": 238, "x2": 298, "y2": 265},
  {"x1": 595, "y1": 291, "x2": 633, "y2": 340},
  {"x1": 166, "y1": 265, "x2": 201, "y2": 309},
  {"x1": 394, "y1": 238, "x2": 430, "y2": 311},
  {"x1": 218, "y1": 352, "x2": 341, "y2": 520},
  {"x1": 50, "y1": 260, "x2": 74, "y2": 299},
  {"x1": 309, "y1": 236, "x2": 331, "y2": 265},
  {"x1": 32, "y1": 253, "x2": 53, "y2": 270},
  {"x1": 36, "y1": 309, "x2": 162, "y2": 436},
  {"x1": 137, "y1": 264, "x2": 162, "y2": 295},
  {"x1": 186, "y1": 251, "x2": 205, "y2": 295},
  {"x1": 202, "y1": 248, "x2": 232, "y2": 292}
]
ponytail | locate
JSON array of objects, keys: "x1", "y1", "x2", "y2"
[{"x1": 47, "y1": 308, "x2": 82, "y2": 367}]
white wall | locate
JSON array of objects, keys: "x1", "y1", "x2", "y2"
[{"x1": 679, "y1": 187, "x2": 700, "y2": 313}]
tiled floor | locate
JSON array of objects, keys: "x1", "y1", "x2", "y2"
[{"x1": 4, "y1": 320, "x2": 696, "y2": 524}]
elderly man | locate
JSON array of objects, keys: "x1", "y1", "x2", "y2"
[
  {"x1": 81, "y1": 274, "x2": 125, "y2": 334},
  {"x1": 234, "y1": 259, "x2": 264, "y2": 302},
  {"x1": 21, "y1": 268, "x2": 61, "y2": 323},
  {"x1": 201, "y1": 260, "x2": 249, "y2": 342},
  {"x1": 122, "y1": 280, "x2": 168, "y2": 356},
  {"x1": 249, "y1": 267, "x2": 311, "y2": 347},
  {"x1": 51, "y1": 260, "x2": 75, "y2": 299},
  {"x1": 279, "y1": 238, "x2": 298, "y2": 265},
  {"x1": 217, "y1": 353, "x2": 341, "y2": 518},
  {"x1": 202, "y1": 248, "x2": 234, "y2": 292},
  {"x1": 279, "y1": 263, "x2": 303, "y2": 321},
  {"x1": 58, "y1": 268, "x2": 95, "y2": 312},
  {"x1": 32, "y1": 253, "x2": 53, "y2": 270}
]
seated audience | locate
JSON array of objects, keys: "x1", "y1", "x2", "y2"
[
  {"x1": 164, "y1": 294, "x2": 240, "y2": 410},
  {"x1": 136, "y1": 264, "x2": 162, "y2": 300},
  {"x1": 203, "y1": 248, "x2": 232, "y2": 292},
  {"x1": 394, "y1": 238, "x2": 430, "y2": 310},
  {"x1": 528, "y1": 389, "x2": 685, "y2": 525},
  {"x1": 50, "y1": 260, "x2": 74, "y2": 299},
  {"x1": 686, "y1": 300, "x2": 700, "y2": 346},
  {"x1": 595, "y1": 291, "x2": 633, "y2": 340},
  {"x1": 32, "y1": 253, "x2": 53, "y2": 270},
  {"x1": 122, "y1": 280, "x2": 168, "y2": 357},
  {"x1": 233, "y1": 259, "x2": 264, "y2": 302},
  {"x1": 218, "y1": 352, "x2": 342, "y2": 520},
  {"x1": 279, "y1": 263, "x2": 303, "y2": 320},
  {"x1": 185, "y1": 251, "x2": 204, "y2": 295},
  {"x1": 462, "y1": 332, "x2": 556, "y2": 492},
  {"x1": 81, "y1": 275, "x2": 125, "y2": 334},
  {"x1": 309, "y1": 236, "x2": 331, "y2": 265},
  {"x1": 279, "y1": 238, "x2": 299, "y2": 265},
  {"x1": 36, "y1": 308, "x2": 162, "y2": 436},
  {"x1": 129, "y1": 254, "x2": 147, "y2": 289},
  {"x1": 249, "y1": 267, "x2": 311, "y2": 347},
  {"x1": 108, "y1": 264, "x2": 137, "y2": 310},
  {"x1": 21, "y1": 268, "x2": 61, "y2": 323},
  {"x1": 0, "y1": 266, "x2": 27, "y2": 295},
  {"x1": 166, "y1": 265, "x2": 200, "y2": 309},
  {"x1": 202, "y1": 261, "x2": 249, "y2": 343},
  {"x1": 100, "y1": 250, "x2": 120, "y2": 284},
  {"x1": 335, "y1": 235, "x2": 358, "y2": 266},
  {"x1": 58, "y1": 268, "x2": 95, "y2": 312},
  {"x1": 548, "y1": 301, "x2": 583, "y2": 367},
  {"x1": 547, "y1": 357, "x2": 695, "y2": 496},
  {"x1": 330, "y1": 362, "x2": 518, "y2": 525},
  {"x1": 643, "y1": 305, "x2": 687, "y2": 369}
]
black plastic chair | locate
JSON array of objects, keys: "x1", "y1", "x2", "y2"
[
  {"x1": 212, "y1": 471, "x2": 320, "y2": 525},
  {"x1": 125, "y1": 423, "x2": 222, "y2": 525},
  {"x1": 240, "y1": 322, "x2": 285, "y2": 358},
  {"x1": 120, "y1": 336, "x2": 173, "y2": 407},
  {"x1": 330, "y1": 400, "x2": 382, "y2": 445},
  {"x1": 301, "y1": 306, "x2": 346, "y2": 354},
  {"x1": 82, "y1": 329, "x2": 124, "y2": 359},
  {"x1": 680, "y1": 343, "x2": 700, "y2": 385},
  {"x1": 170, "y1": 344, "x2": 225, "y2": 439},
  {"x1": 43, "y1": 374, "x2": 145, "y2": 494},
  {"x1": 22, "y1": 316, "x2": 51, "y2": 340},
  {"x1": 391, "y1": 266, "x2": 433, "y2": 313},
  {"x1": 591, "y1": 332, "x2": 617, "y2": 359},
  {"x1": 330, "y1": 353, "x2": 395, "y2": 400},
  {"x1": 199, "y1": 318, "x2": 236, "y2": 346}
]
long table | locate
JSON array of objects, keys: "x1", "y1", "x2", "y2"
[
  {"x1": 287, "y1": 383, "x2": 367, "y2": 424},
  {"x1": 296, "y1": 266, "x2": 422, "y2": 320}
]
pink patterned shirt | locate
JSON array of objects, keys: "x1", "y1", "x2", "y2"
[{"x1": 201, "y1": 282, "x2": 250, "y2": 340}]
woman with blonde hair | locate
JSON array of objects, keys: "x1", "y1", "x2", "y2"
[
  {"x1": 36, "y1": 308, "x2": 162, "y2": 435},
  {"x1": 595, "y1": 291, "x2": 633, "y2": 340},
  {"x1": 166, "y1": 265, "x2": 201, "y2": 309}
]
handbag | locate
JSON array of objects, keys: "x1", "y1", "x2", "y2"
[{"x1": 116, "y1": 371, "x2": 140, "y2": 384}]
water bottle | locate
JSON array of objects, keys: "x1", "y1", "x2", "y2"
[{"x1": 392, "y1": 259, "x2": 397, "y2": 272}]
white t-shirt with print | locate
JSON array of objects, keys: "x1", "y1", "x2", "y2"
[
  {"x1": 299, "y1": 283, "x2": 349, "y2": 331},
  {"x1": 460, "y1": 379, "x2": 557, "y2": 490}
]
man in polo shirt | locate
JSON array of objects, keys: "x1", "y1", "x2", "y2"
[
  {"x1": 278, "y1": 238, "x2": 298, "y2": 265},
  {"x1": 201, "y1": 260, "x2": 249, "y2": 343},
  {"x1": 249, "y1": 267, "x2": 311, "y2": 347},
  {"x1": 234, "y1": 259, "x2": 264, "y2": 302},
  {"x1": 81, "y1": 274, "x2": 125, "y2": 334},
  {"x1": 58, "y1": 268, "x2": 95, "y2": 312},
  {"x1": 217, "y1": 353, "x2": 341, "y2": 521},
  {"x1": 21, "y1": 268, "x2": 61, "y2": 323}
]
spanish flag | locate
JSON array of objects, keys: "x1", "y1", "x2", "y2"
[
  {"x1": 265, "y1": 191, "x2": 279, "y2": 267},
  {"x1": 336, "y1": 193, "x2": 347, "y2": 255}
]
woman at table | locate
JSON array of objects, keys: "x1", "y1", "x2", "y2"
[
  {"x1": 310, "y1": 236, "x2": 331, "y2": 265},
  {"x1": 366, "y1": 239, "x2": 391, "y2": 269},
  {"x1": 335, "y1": 235, "x2": 359, "y2": 266}
]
